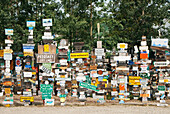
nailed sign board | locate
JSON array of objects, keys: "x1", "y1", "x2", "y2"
[
  {"x1": 5, "y1": 39, "x2": 14, "y2": 44},
  {"x1": 117, "y1": 43, "x2": 128, "y2": 49},
  {"x1": 23, "y1": 44, "x2": 35, "y2": 49},
  {"x1": 23, "y1": 72, "x2": 32, "y2": 77},
  {"x1": 129, "y1": 76, "x2": 141, "y2": 85},
  {"x1": 114, "y1": 56, "x2": 131, "y2": 61},
  {"x1": 139, "y1": 46, "x2": 148, "y2": 51},
  {"x1": 152, "y1": 39, "x2": 168, "y2": 48},
  {"x1": 4, "y1": 53, "x2": 12, "y2": 60},
  {"x1": 45, "y1": 99, "x2": 54, "y2": 106},
  {"x1": 154, "y1": 61, "x2": 169, "y2": 67},
  {"x1": 27, "y1": 21, "x2": 35, "y2": 27},
  {"x1": 4, "y1": 49, "x2": 13, "y2": 53},
  {"x1": 70, "y1": 53, "x2": 89, "y2": 58},
  {"x1": 43, "y1": 19, "x2": 52, "y2": 26},
  {"x1": 5, "y1": 29, "x2": 13, "y2": 35},
  {"x1": 95, "y1": 48, "x2": 105, "y2": 56},
  {"x1": 20, "y1": 96, "x2": 34, "y2": 102},
  {"x1": 0, "y1": 50, "x2": 4, "y2": 57},
  {"x1": 97, "y1": 41, "x2": 102, "y2": 48},
  {"x1": 37, "y1": 54, "x2": 55, "y2": 63}
]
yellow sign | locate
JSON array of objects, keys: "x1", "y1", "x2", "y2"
[
  {"x1": 4, "y1": 49, "x2": 13, "y2": 53},
  {"x1": 24, "y1": 52, "x2": 33, "y2": 56},
  {"x1": 70, "y1": 53, "x2": 89, "y2": 58},
  {"x1": 0, "y1": 50, "x2": 3, "y2": 57},
  {"x1": 5, "y1": 88, "x2": 11, "y2": 94},
  {"x1": 44, "y1": 44, "x2": 49, "y2": 52},
  {"x1": 32, "y1": 72, "x2": 36, "y2": 75},
  {"x1": 20, "y1": 97, "x2": 34, "y2": 102},
  {"x1": 28, "y1": 79, "x2": 35, "y2": 83},
  {"x1": 129, "y1": 76, "x2": 141, "y2": 85},
  {"x1": 120, "y1": 44, "x2": 125, "y2": 48}
]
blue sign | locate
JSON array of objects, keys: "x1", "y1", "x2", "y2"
[
  {"x1": 23, "y1": 46, "x2": 34, "y2": 49},
  {"x1": 25, "y1": 65, "x2": 31, "y2": 68}
]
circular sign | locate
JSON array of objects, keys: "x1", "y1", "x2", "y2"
[
  {"x1": 16, "y1": 59, "x2": 21, "y2": 66},
  {"x1": 98, "y1": 70, "x2": 103, "y2": 75}
]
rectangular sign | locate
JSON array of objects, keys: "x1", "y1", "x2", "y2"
[
  {"x1": 43, "y1": 19, "x2": 52, "y2": 26},
  {"x1": 117, "y1": 43, "x2": 128, "y2": 49},
  {"x1": 154, "y1": 61, "x2": 169, "y2": 67},
  {"x1": 45, "y1": 99, "x2": 54, "y2": 106},
  {"x1": 152, "y1": 39, "x2": 168, "y2": 47},
  {"x1": 129, "y1": 76, "x2": 141, "y2": 85},
  {"x1": 23, "y1": 72, "x2": 32, "y2": 77},
  {"x1": 20, "y1": 96, "x2": 34, "y2": 102},
  {"x1": 4, "y1": 49, "x2": 13, "y2": 53},
  {"x1": 37, "y1": 54, "x2": 56, "y2": 63},
  {"x1": 24, "y1": 52, "x2": 33, "y2": 57},
  {"x1": 4, "y1": 53, "x2": 12, "y2": 60},
  {"x1": 70, "y1": 53, "x2": 89, "y2": 58},
  {"x1": 114, "y1": 56, "x2": 131, "y2": 61},
  {"x1": 95, "y1": 48, "x2": 105, "y2": 56},
  {"x1": 5, "y1": 29, "x2": 13, "y2": 35},
  {"x1": 27, "y1": 21, "x2": 35, "y2": 27},
  {"x1": 44, "y1": 44, "x2": 49, "y2": 52}
]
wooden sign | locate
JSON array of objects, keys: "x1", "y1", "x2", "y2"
[
  {"x1": 0, "y1": 50, "x2": 4, "y2": 57},
  {"x1": 90, "y1": 65, "x2": 97, "y2": 70},
  {"x1": 37, "y1": 54, "x2": 56, "y2": 63},
  {"x1": 3, "y1": 81, "x2": 12, "y2": 86}
]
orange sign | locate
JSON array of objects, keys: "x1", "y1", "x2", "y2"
[
  {"x1": 119, "y1": 84, "x2": 125, "y2": 90},
  {"x1": 0, "y1": 50, "x2": 4, "y2": 57},
  {"x1": 5, "y1": 88, "x2": 11, "y2": 94},
  {"x1": 140, "y1": 53, "x2": 148, "y2": 59},
  {"x1": 3, "y1": 81, "x2": 12, "y2": 86}
]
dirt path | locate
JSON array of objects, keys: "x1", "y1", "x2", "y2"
[{"x1": 0, "y1": 105, "x2": 169, "y2": 114}]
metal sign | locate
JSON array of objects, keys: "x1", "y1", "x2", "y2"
[
  {"x1": 37, "y1": 54, "x2": 56, "y2": 63},
  {"x1": 152, "y1": 39, "x2": 168, "y2": 48},
  {"x1": 16, "y1": 58, "x2": 21, "y2": 66},
  {"x1": 42, "y1": 19, "x2": 52, "y2": 26},
  {"x1": 4, "y1": 53, "x2": 12, "y2": 60},
  {"x1": 27, "y1": 21, "x2": 35, "y2": 27},
  {"x1": 95, "y1": 48, "x2": 104, "y2": 56},
  {"x1": 5, "y1": 29, "x2": 13, "y2": 35},
  {"x1": 154, "y1": 61, "x2": 169, "y2": 67},
  {"x1": 70, "y1": 53, "x2": 89, "y2": 58}
]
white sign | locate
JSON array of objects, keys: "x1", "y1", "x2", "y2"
[
  {"x1": 24, "y1": 72, "x2": 32, "y2": 77},
  {"x1": 43, "y1": 19, "x2": 52, "y2": 26},
  {"x1": 5, "y1": 60, "x2": 10, "y2": 68},
  {"x1": 45, "y1": 99, "x2": 54, "y2": 106},
  {"x1": 141, "y1": 41, "x2": 147, "y2": 46},
  {"x1": 117, "y1": 43, "x2": 128, "y2": 49},
  {"x1": 27, "y1": 21, "x2": 35, "y2": 27},
  {"x1": 5, "y1": 29, "x2": 13, "y2": 35},
  {"x1": 154, "y1": 61, "x2": 169, "y2": 67},
  {"x1": 4, "y1": 53, "x2": 12, "y2": 60},
  {"x1": 42, "y1": 36, "x2": 53, "y2": 40},
  {"x1": 97, "y1": 41, "x2": 102, "y2": 48},
  {"x1": 139, "y1": 46, "x2": 148, "y2": 51},
  {"x1": 5, "y1": 39, "x2": 14, "y2": 44},
  {"x1": 152, "y1": 39, "x2": 169, "y2": 47},
  {"x1": 95, "y1": 48, "x2": 105, "y2": 56},
  {"x1": 114, "y1": 56, "x2": 131, "y2": 61}
]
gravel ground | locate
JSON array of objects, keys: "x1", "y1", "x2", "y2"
[{"x1": 0, "y1": 105, "x2": 169, "y2": 114}]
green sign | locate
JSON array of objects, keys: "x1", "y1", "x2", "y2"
[
  {"x1": 59, "y1": 94, "x2": 67, "y2": 98},
  {"x1": 79, "y1": 82, "x2": 99, "y2": 92},
  {"x1": 40, "y1": 84, "x2": 53, "y2": 100},
  {"x1": 158, "y1": 86, "x2": 166, "y2": 91},
  {"x1": 140, "y1": 73, "x2": 150, "y2": 79}
]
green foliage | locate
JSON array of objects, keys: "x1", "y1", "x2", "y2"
[{"x1": 0, "y1": 0, "x2": 169, "y2": 52}]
